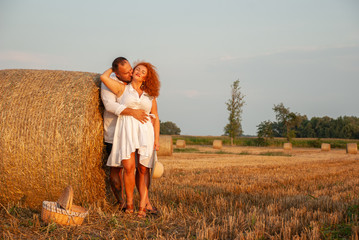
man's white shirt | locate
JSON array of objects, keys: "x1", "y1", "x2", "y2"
[{"x1": 101, "y1": 73, "x2": 126, "y2": 143}]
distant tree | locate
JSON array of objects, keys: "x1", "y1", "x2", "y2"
[
  {"x1": 296, "y1": 118, "x2": 315, "y2": 138},
  {"x1": 256, "y1": 120, "x2": 274, "y2": 142},
  {"x1": 224, "y1": 79, "x2": 245, "y2": 145},
  {"x1": 273, "y1": 103, "x2": 304, "y2": 141},
  {"x1": 259, "y1": 103, "x2": 359, "y2": 139},
  {"x1": 160, "y1": 121, "x2": 181, "y2": 135}
]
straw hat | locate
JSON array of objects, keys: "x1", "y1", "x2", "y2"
[
  {"x1": 152, "y1": 162, "x2": 164, "y2": 179},
  {"x1": 57, "y1": 185, "x2": 73, "y2": 210}
]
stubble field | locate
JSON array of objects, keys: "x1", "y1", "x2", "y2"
[{"x1": 1, "y1": 145, "x2": 359, "y2": 239}]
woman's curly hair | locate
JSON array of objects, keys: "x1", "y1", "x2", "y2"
[{"x1": 134, "y1": 61, "x2": 160, "y2": 97}]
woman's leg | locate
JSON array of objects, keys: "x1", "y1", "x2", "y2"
[
  {"x1": 137, "y1": 161, "x2": 149, "y2": 211},
  {"x1": 121, "y1": 153, "x2": 136, "y2": 211},
  {"x1": 135, "y1": 164, "x2": 154, "y2": 210},
  {"x1": 145, "y1": 172, "x2": 158, "y2": 213}
]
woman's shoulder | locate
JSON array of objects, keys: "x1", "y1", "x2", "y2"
[{"x1": 143, "y1": 91, "x2": 154, "y2": 100}]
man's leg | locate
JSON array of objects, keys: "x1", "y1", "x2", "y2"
[
  {"x1": 106, "y1": 143, "x2": 125, "y2": 206},
  {"x1": 110, "y1": 167, "x2": 125, "y2": 205}
]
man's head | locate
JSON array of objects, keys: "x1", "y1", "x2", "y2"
[{"x1": 112, "y1": 57, "x2": 133, "y2": 83}]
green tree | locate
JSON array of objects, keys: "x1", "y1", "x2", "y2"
[
  {"x1": 296, "y1": 118, "x2": 315, "y2": 138},
  {"x1": 160, "y1": 121, "x2": 181, "y2": 135},
  {"x1": 224, "y1": 79, "x2": 245, "y2": 145},
  {"x1": 273, "y1": 103, "x2": 303, "y2": 141},
  {"x1": 257, "y1": 120, "x2": 274, "y2": 142}
]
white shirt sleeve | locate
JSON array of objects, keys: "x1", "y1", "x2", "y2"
[{"x1": 100, "y1": 74, "x2": 126, "y2": 116}]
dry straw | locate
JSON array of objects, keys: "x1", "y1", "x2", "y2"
[
  {"x1": 321, "y1": 143, "x2": 331, "y2": 151},
  {"x1": 213, "y1": 140, "x2": 223, "y2": 149},
  {"x1": 157, "y1": 135, "x2": 173, "y2": 156},
  {"x1": 152, "y1": 161, "x2": 164, "y2": 179},
  {"x1": 176, "y1": 139, "x2": 186, "y2": 148},
  {"x1": 0, "y1": 69, "x2": 106, "y2": 209},
  {"x1": 283, "y1": 142, "x2": 292, "y2": 150},
  {"x1": 346, "y1": 143, "x2": 358, "y2": 154}
]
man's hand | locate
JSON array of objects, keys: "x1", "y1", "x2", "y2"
[{"x1": 130, "y1": 109, "x2": 149, "y2": 124}]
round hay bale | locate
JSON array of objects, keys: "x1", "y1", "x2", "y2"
[
  {"x1": 0, "y1": 69, "x2": 106, "y2": 209},
  {"x1": 346, "y1": 143, "x2": 358, "y2": 154},
  {"x1": 321, "y1": 143, "x2": 331, "y2": 151},
  {"x1": 157, "y1": 135, "x2": 173, "y2": 156},
  {"x1": 152, "y1": 162, "x2": 164, "y2": 179},
  {"x1": 213, "y1": 140, "x2": 223, "y2": 149},
  {"x1": 283, "y1": 143, "x2": 292, "y2": 150},
  {"x1": 176, "y1": 139, "x2": 186, "y2": 148}
]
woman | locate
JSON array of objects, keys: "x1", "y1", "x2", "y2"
[{"x1": 100, "y1": 61, "x2": 160, "y2": 218}]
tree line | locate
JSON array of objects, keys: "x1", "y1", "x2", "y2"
[
  {"x1": 160, "y1": 80, "x2": 358, "y2": 140},
  {"x1": 257, "y1": 103, "x2": 359, "y2": 140}
]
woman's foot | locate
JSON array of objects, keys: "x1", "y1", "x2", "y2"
[
  {"x1": 125, "y1": 204, "x2": 134, "y2": 214},
  {"x1": 137, "y1": 207, "x2": 147, "y2": 218}
]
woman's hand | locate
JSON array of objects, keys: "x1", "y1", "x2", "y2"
[{"x1": 154, "y1": 140, "x2": 160, "y2": 151}]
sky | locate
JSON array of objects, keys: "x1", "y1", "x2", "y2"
[{"x1": 1, "y1": 0, "x2": 358, "y2": 136}]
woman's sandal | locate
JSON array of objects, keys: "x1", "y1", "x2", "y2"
[
  {"x1": 146, "y1": 205, "x2": 159, "y2": 215},
  {"x1": 137, "y1": 207, "x2": 147, "y2": 218},
  {"x1": 124, "y1": 204, "x2": 134, "y2": 214}
]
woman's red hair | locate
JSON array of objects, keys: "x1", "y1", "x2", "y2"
[{"x1": 134, "y1": 62, "x2": 160, "y2": 97}]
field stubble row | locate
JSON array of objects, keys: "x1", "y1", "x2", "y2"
[{"x1": 1, "y1": 146, "x2": 358, "y2": 239}]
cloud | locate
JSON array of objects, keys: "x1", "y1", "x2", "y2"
[
  {"x1": 219, "y1": 55, "x2": 238, "y2": 61},
  {"x1": 0, "y1": 50, "x2": 68, "y2": 69},
  {"x1": 172, "y1": 89, "x2": 212, "y2": 99},
  {"x1": 218, "y1": 43, "x2": 359, "y2": 62},
  {"x1": 0, "y1": 51, "x2": 48, "y2": 64},
  {"x1": 183, "y1": 90, "x2": 201, "y2": 98}
]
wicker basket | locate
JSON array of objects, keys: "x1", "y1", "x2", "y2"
[{"x1": 41, "y1": 186, "x2": 88, "y2": 226}]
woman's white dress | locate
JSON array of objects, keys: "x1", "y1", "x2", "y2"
[{"x1": 106, "y1": 84, "x2": 155, "y2": 168}]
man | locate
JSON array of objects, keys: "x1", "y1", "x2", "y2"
[{"x1": 101, "y1": 57, "x2": 149, "y2": 207}]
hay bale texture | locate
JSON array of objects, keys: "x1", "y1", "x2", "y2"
[
  {"x1": 346, "y1": 143, "x2": 358, "y2": 154},
  {"x1": 283, "y1": 143, "x2": 292, "y2": 150},
  {"x1": 213, "y1": 140, "x2": 222, "y2": 149},
  {"x1": 157, "y1": 135, "x2": 173, "y2": 156},
  {"x1": 176, "y1": 139, "x2": 186, "y2": 148},
  {"x1": 321, "y1": 143, "x2": 331, "y2": 151},
  {"x1": 0, "y1": 69, "x2": 105, "y2": 209}
]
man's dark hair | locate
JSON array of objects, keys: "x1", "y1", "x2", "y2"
[{"x1": 112, "y1": 57, "x2": 128, "y2": 72}]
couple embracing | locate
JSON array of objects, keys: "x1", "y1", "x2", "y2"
[{"x1": 100, "y1": 57, "x2": 160, "y2": 218}]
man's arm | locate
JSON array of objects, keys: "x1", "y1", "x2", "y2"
[
  {"x1": 121, "y1": 108, "x2": 149, "y2": 124},
  {"x1": 101, "y1": 82, "x2": 127, "y2": 115}
]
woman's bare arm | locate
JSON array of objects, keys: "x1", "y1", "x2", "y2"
[
  {"x1": 100, "y1": 68, "x2": 125, "y2": 97},
  {"x1": 150, "y1": 98, "x2": 160, "y2": 151}
]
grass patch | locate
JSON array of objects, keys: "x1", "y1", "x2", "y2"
[
  {"x1": 321, "y1": 223, "x2": 353, "y2": 239},
  {"x1": 238, "y1": 151, "x2": 251, "y2": 155},
  {"x1": 259, "y1": 152, "x2": 292, "y2": 157},
  {"x1": 173, "y1": 148, "x2": 200, "y2": 153},
  {"x1": 174, "y1": 149, "x2": 292, "y2": 157},
  {"x1": 171, "y1": 135, "x2": 359, "y2": 149}
]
